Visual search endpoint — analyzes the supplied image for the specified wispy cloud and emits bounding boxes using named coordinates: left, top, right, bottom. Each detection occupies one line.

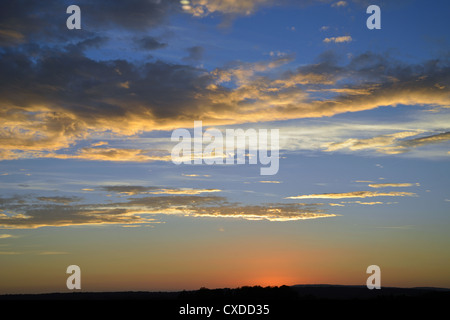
left=259, top=181, right=282, bottom=184
left=149, top=188, right=222, bottom=195
left=324, top=131, right=450, bottom=155
left=48, top=148, right=172, bottom=163
left=285, top=191, right=417, bottom=199
left=329, top=203, right=345, bottom=206
left=100, top=185, right=222, bottom=196
left=342, top=201, right=384, bottom=205
left=324, top=131, right=421, bottom=152
left=37, top=196, right=81, bottom=204
left=182, top=174, right=211, bottom=178
left=0, top=234, right=19, bottom=239
left=368, top=183, right=420, bottom=188
left=376, top=225, right=414, bottom=230
left=0, top=191, right=336, bottom=229
left=37, top=251, right=69, bottom=255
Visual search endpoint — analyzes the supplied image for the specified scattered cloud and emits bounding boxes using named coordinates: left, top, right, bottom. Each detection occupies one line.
left=368, top=183, right=420, bottom=188
left=397, top=132, right=450, bottom=150
left=91, top=141, right=109, bottom=147
left=188, top=203, right=337, bottom=221
left=100, top=186, right=159, bottom=196
left=100, top=185, right=221, bottom=196
left=182, top=174, right=211, bottom=178
left=324, top=132, right=420, bottom=153
left=342, top=201, right=384, bottom=205
left=37, top=196, right=81, bottom=204
left=46, top=148, right=172, bottom=163
left=331, top=1, right=348, bottom=7
left=149, top=188, right=222, bottom=195
left=259, top=181, right=282, bottom=184
left=135, top=36, right=168, bottom=51
left=189, top=0, right=275, bottom=17
left=285, top=191, right=417, bottom=199
left=323, top=36, right=352, bottom=43
left=0, top=234, right=19, bottom=239
left=324, top=131, right=450, bottom=155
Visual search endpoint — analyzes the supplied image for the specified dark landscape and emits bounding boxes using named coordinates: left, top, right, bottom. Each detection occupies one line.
left=1, top=284, right=448, bottom=300
left=2, top=285, right=447, bottom=318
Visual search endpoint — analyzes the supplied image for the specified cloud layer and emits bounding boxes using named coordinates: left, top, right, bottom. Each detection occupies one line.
left=0, top=187, right=336, bottom=229
left=1, top=46, right=448, bottom=161
left=0, top=0, right=449, bottom=164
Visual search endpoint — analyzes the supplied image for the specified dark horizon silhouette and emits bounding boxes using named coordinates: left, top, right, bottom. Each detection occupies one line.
left=1, top=284, right=449, bottom=301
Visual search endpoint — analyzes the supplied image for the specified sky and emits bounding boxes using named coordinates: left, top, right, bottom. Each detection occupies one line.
left=0, top=0, right=449, bottom=294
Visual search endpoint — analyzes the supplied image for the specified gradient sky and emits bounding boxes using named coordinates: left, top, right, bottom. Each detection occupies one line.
left=0, top=0, right=449, bottom=294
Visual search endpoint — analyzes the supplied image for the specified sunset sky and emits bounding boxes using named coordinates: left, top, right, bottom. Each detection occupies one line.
left=0, top=0, right=449, bottom=294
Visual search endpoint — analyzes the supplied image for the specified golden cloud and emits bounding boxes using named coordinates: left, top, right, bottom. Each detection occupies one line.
left=47, top=148, right=171, bottom=162
left=368, top=183, right=420, bottom=188
left=323, top=36, right=352, bottom=43
left=190, top=0, right=274, bottom=17
left=0, top=49, right=449, bottom=161
left=324, top=131, right=450, bottom=155
left=0, top=193, right=336, bottom=229
left=331, top=1, right=347, bottom=7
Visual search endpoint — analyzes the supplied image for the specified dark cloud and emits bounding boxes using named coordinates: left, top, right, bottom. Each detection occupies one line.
left=400, top=132, right=450, bottom=149
left=36, top=196, right=81, bottom=204
left=135, top=36, right=168, bottom=50
left=79, top=0, right=179, bottom=31
left=64, top=36, right=109, bottom=55
left=0, top=45, right=211, bottom=141
left=101, top=186, right=160, bottom=195
left=0, top=0, right=179, bottom=46
left=183, top=46, right=205, bottom=62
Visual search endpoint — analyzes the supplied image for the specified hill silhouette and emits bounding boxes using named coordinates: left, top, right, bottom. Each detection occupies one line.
left=1, top=285, right=447, bottom=318
left=1, top=284, right=448, bottom=301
